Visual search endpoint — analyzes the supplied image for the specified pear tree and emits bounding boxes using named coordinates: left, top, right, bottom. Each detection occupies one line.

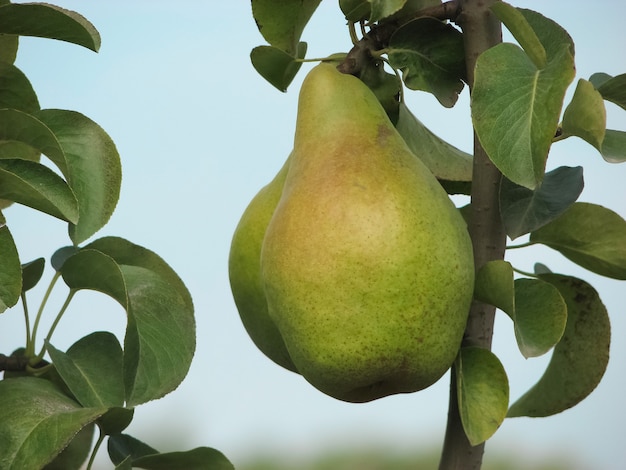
left=235, top=1, right=626, bottom=470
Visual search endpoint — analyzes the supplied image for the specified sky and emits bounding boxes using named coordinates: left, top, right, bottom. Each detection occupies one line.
left=1, top=1, right=625, bottom=469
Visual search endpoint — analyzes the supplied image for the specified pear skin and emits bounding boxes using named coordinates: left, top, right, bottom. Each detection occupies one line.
left=228, top=156, right=297, bottom=372
left=261, top=62, right=475, bottom=403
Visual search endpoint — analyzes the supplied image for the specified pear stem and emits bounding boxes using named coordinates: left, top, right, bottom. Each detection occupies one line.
left=438, top=2, right=504, bottom=470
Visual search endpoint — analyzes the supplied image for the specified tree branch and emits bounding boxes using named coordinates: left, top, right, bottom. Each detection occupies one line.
left=0, top=353, right=29, bottom=372
left=438, top=1, right=504, bottom=469
left=337, top=0, right=461, bottom=76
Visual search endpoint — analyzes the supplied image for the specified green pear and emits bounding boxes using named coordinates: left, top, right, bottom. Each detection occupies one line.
left=260, top=62, right=475, bottom=403
left=228, top=156, right=297, bottom=372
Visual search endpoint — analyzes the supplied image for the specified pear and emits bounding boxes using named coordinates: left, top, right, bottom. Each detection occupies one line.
left=228, top=156, right=297, bottom=372
left=260, top=62, right=475, bottom=403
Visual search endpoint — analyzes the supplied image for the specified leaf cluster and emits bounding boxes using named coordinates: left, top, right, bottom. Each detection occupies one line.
left=0, top=3, right=231, bottom=469
left=247, top=0, right=626, bottom=451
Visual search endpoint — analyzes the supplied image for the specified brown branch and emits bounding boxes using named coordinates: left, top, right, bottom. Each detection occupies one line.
left=438, top=1, right=504, bottom=469
left=0, top=353, right=29, bottom=372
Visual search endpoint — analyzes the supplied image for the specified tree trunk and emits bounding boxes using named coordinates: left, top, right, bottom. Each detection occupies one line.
left=438, top=1, right=504, bottom=469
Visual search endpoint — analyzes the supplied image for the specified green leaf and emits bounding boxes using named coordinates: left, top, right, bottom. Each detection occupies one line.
left=60, top=248, right=127, bottom=303
left=0, top=221, right=21, bottom=312
left=513, top=278, right=567, bottom=358
left=474, top=260, right=515, bottom=317
left=474, top=262, right=567, bottom=358
left=369, top=0, right=407, bottom=22
left=396, top=103, right=472, bottom=186
left=0, top=34, right=18, bottom=64
left=561, top=79, right=606, bottom=149
left=0, top=108, right=68, bottom=174
left=97, top=407, right=134, bottom=436
left=0, top=62, right=40, bottom=112
left=590, top=72, right=626, bottom=111
left=251, top=0, right=321, bottom=55
left=46, top=332, right=125, bottom=408
left=43, top=423, right=94, bottom=470
left=21, top=257, right=45, bottom=292
left=530, top=202, right=626, bottom=279
left=500, top=165, right=584, bottom=239
left=600, top=129, right=626, bottom=163
left=0, top=158, right=79, bottom=222
left=491, top=2, right=546, bottom=68
left=0, top=377, right=106, bottom=470
left=339, top=0, right=371, bottom=22
left=388, top=18, right=466, bottom=108
left=63, top=237, right=195, bottom=406
left=120, top=266, right=195, bottom=406
left=472, top=10, right=575, bottom=189
left=457, top=347, right=509, bottom=446
left=0, top=3, right=100, bottom=51
left=508, top=274, right=610, bottom=417
left=108, top=434, right=158, bottom=466
left=36, top=109, right=122, bottom=244
left=51, top=245, right=79, bottom=271
left=133, top=448, right=235, bottom=470
left=250, top=43, right=306, bottom=92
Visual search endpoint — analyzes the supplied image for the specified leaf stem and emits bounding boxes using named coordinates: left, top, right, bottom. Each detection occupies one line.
left=22, top=292, right=32, bottom=349
left=86, top=427, right=105, bottom=470
left=27, top=271, right=61, bottom=357
left=34, top=289, right=76, bottom=363
left=506, top=241, right=535, bottom=249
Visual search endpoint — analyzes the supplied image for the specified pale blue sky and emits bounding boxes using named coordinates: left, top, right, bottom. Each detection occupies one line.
left=1, top=1, right=625, bottom=469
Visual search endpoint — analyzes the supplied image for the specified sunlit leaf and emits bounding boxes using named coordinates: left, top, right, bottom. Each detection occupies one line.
left=474, top=260, right=515, bottom=317
left=0, top=108, right=68, bottom=173
left=133, top=448, right=235, bottom=470
left=530, top=202, right=626, bottom=279
left=0, top=3, right=100, bottom=51
left=43, top=423, right=94, bottom=470
left=508, top=274, right=610, bottom=417
left=561, top=79, right=606, bottom=150
left=251, top=0, right=321, bottom=55
left=457, top=347, right=509, bottom=446
left=600, top=129, right=626, bottom=163
left=513, top=278, right=567, bottom=358
left=36, top=109, right=122, bottom=244
left=21, top=257, right=45, bottom=292
left=0, top=377, right=106, bottom=469
left=500, top=165, right=584, bottom=239
left=46, top=332, right=125, bottom=408
left=396, top=103, right=472, bottom=187
left=491, top=2, right=546, bottom=68
left=388, top=18, right=466, bottom=107
left=0, top=62, right=39, bottom=112
left=0, top=159, right=79, bottom=222
left=250, top=43, right=306, bottom=92
left=589, top=72, right=626, bottom=111
left=472, top=10, right=575, bottom=189
left=0, top=221, right=21, bottom=312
